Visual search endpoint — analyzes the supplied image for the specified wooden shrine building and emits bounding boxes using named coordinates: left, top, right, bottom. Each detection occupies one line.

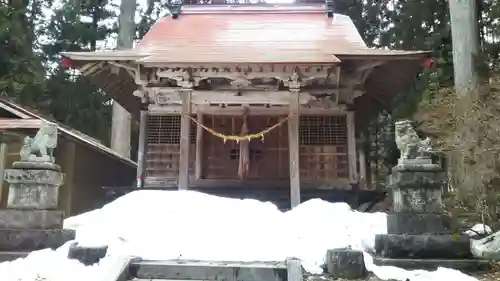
left=61, top=3, right=431, bottom=209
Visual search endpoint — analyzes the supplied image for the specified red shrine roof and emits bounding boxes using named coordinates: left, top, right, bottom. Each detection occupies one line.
left=61, top=4, right=432, bottom=124
left=63, top=4, right=427, bottom=64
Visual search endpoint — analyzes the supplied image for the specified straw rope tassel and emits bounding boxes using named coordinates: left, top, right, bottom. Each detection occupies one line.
left=238, top=115, right=250, bottom=179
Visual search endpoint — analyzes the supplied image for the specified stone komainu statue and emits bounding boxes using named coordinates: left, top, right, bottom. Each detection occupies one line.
left=20, top=122, right=58, bottom=163
left=394, top=120, right=432, bottom=160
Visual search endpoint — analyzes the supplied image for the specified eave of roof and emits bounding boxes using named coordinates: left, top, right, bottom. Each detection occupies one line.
left=0, top=99, right=136, bottom=168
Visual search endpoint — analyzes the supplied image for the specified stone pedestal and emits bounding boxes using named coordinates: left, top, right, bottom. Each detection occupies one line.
left=0, top=162, right=73, bottom=259
left=5, top=164, right=63, bottom=209
left=373, top=159, right=488, bottom=271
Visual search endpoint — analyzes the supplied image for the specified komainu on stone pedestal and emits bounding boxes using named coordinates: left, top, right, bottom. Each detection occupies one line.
left=4, top=122, right=64, bottom=210
left=0, top=122, right=73, bottom=259
left=372, top=120, right=487, bottom=271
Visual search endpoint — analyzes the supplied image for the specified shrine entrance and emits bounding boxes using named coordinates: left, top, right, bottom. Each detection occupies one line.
left=201, top=115, right=289, bottom=180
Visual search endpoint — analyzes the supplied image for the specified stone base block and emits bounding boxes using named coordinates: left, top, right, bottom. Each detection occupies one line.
left=374, top=234, right=472, bottom=259
left=130, top=260, right=287, bottom=281
left=386, top=213, right=459, bottom=234
left=325, top=249, right=366, bottom=279
left=68, top=242, right=108, bottom=266
left=0, top=210, right=64, bottom=229
left=5, top=166, right=63, bottom=209
left=0, top=251, right=29, bottom=262
left=392, top=187, right=442, bottom=213
left=7, top=184, right=60, bottom=209
left=372, top=257, right=490, bottom=272
left=0, top=229, right=75, bottom=251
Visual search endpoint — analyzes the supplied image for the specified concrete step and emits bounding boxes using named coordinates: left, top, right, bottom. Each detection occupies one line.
left=129, top=260, right=288, bottom=281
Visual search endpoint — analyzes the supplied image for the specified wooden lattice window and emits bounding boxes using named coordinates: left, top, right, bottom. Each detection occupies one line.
left=147, top=115, right=196, bottom=144
left=299, top=115, right=347, bottom=146
left=299, top=115, right=349, bottom=182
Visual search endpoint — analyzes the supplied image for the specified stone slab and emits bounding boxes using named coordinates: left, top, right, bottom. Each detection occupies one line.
left=5, top=168, right=63, bottom=185
left=68, top=242, right=108, bottom=266
left=372, top=257, right=490, bottom=272
left=392, top=162, right=441, bottom=172
left=392, top=187, right=442, bottom=213
left=325, top=249, right=366, bottom=279
left=0, top=210, right=64, bottom=229
left=7, top=184, right=60, bottom=209
left=12, top=161, right=61, bottom=172
left=374, top=234, right=473, bottom=259
left=130, top=260, right=287, bottom=281
left=0, top=229, right=75, bottom=251
left=386, top=213, right=459, bottom=234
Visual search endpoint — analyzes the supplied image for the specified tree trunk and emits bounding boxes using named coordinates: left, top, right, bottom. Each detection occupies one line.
left=111, top=0, right=136, bottom=158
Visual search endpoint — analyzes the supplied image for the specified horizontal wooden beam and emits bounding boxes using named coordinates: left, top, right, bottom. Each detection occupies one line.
left=152, top=89, right=315, bottom=105
left=0, top=119, right=44, bottom=129
left=148, top=104, right=347, bottom=115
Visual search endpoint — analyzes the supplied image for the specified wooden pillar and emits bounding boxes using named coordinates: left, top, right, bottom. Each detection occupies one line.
left=358, top=132, right=367, bottom=189
left=195, top=113, right=203, bottom=180
left=136, top=109, right=148, bottom=188
left=288, top=89, right=301, bottom=208
left=358, top=148, right=367, bottom=189
left=179, top=87, right=192, bottom=190
left=0, top=141, right=6, bottom=206
left=346, top=111, right=358, bottom=183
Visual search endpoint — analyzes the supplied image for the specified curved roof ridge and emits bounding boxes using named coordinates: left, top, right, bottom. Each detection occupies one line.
left=180, top=3, right=327, bottom=14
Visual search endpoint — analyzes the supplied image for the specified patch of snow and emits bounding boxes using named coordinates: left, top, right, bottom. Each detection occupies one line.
left=465, top=224, right=493, bottom=237
left=2, top=190, right=480, bottom=281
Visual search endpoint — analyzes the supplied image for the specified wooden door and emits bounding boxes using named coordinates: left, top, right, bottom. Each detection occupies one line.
left=202, top=115, right=289, bottom=180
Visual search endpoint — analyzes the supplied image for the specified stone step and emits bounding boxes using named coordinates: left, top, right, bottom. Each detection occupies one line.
left=0, top=210, right=64, bottom=229
left=0, top=251, right=29, bottom=262
left=386, top=213, right=459, bottom=235
left=372, top=257, right=490, bottom=272
left=129, top=260, right=288, bottom=281
left=0, top=229, right=75, bottom=252
left=374, top=234, right=473, bottom=259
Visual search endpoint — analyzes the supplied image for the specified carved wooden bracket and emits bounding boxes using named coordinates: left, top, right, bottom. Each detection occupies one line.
left=154, top=65, right=336, bottom=89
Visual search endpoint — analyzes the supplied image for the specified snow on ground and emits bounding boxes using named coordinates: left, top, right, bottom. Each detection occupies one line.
left=0, top=190, right=479, bottom=281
